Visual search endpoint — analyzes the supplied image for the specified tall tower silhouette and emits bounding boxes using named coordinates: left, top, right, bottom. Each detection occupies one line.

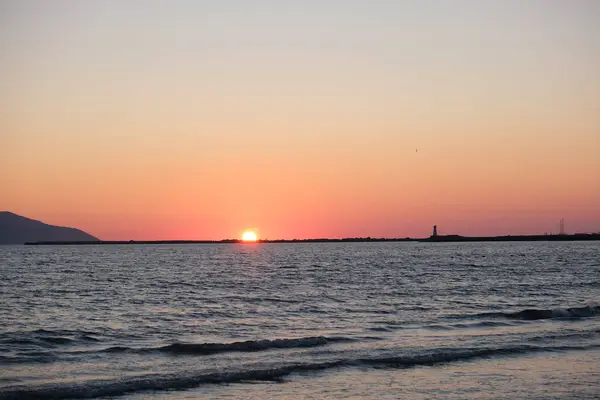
left=559, top=218, right=565, bottom=235
left=432, top=225, right=438, bottom=237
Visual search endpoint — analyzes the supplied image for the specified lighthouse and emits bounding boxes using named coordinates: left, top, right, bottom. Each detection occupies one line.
left=432, top=225, right=438, bottom=237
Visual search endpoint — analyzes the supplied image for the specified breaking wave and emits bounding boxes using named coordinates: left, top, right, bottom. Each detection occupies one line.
left=1, top=343, right=597, bottom=400
left=103, top=335, right=353, bottom=356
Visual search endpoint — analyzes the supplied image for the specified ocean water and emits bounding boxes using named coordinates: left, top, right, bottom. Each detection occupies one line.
left=0, top=242, right=599, bottom=399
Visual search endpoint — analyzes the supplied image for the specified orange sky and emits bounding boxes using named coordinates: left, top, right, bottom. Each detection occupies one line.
left=1, top=1, right=599, bottom=240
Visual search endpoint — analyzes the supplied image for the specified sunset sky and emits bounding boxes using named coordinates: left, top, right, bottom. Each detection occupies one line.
left=1, top=0, right=599, bottom=240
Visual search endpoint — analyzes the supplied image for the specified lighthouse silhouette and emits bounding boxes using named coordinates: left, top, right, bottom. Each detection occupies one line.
left=432, top=225, right=438, bottom=237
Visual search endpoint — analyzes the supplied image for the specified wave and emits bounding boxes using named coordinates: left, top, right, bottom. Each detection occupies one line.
left=38, top=337, right=73, bottom=345
left=425, top=321, right=515, bottom=330
left=220, top=295, right=301, bottom=304
left=0, top=352, right=57, bottom=365
left=2, top=335, right=355, bottom=364
left=0, top=329, right=101, bottom=349
left=507, top=305, right=600, bottom=320
left=462, top=305, right=600, bottom=321
left=528, top=328, right=600, bottom=343
left=368, top=326, right=395, bottom=332
left=2, top=343, right=597, bottom=400
left=102, top=335, right=353, bottom=356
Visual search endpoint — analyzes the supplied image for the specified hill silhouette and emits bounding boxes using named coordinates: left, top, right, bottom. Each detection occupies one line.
left=0, top=211, right=99, bottom=244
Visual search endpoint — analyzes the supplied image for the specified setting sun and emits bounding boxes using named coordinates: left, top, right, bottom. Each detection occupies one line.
left=241, top=230, right=258, bottom=242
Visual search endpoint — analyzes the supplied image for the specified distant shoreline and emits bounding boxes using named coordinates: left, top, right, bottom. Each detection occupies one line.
left=24, top=233, right=600, bottom=245
left=422, top=233, right=600, bottom=242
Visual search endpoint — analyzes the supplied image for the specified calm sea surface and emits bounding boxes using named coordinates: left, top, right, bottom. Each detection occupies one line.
left=1, top=242, right=599, bottom=399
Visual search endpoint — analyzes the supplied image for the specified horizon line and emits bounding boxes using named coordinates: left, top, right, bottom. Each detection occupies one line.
left=23, top=232, right=600, bottom=245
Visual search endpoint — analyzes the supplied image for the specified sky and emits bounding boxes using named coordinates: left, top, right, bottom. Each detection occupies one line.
left=1, top=0, right=599, bottom=240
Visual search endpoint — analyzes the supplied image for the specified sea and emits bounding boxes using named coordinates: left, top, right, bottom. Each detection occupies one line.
left=0, top=242, right=599, bottom=399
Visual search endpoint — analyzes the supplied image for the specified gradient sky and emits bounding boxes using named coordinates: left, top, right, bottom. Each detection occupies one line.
left=1, top=0, right=599, bottom=240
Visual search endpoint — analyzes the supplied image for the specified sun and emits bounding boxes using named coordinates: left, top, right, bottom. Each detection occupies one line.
left=241, top=230, right=258, bottom=242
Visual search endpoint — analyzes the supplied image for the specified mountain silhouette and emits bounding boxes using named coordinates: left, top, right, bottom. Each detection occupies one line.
left=0, top=211, right=99, bottom=244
